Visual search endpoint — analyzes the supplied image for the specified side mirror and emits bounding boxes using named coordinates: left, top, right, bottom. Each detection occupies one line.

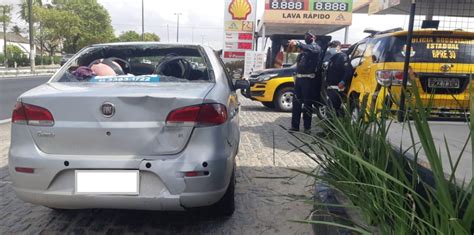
left=234, top=79, right=250, bottom=90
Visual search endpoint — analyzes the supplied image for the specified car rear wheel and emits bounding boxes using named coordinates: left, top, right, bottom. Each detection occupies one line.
left=261, top=102, right=275, bottom=109
left=274, top=87, right=294, bottom=112
left=207, top=166, right=235, bottom=217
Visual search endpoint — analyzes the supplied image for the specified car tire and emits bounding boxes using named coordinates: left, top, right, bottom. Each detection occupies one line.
left=207, top=166, right=235, bottom=217
left=261, top=102, right=275, bottom=109
left=274, top=86, right=294, bottom=112
left=350, top=94, right=361, bottom=123
left=316, top=104, right=328, bottom=120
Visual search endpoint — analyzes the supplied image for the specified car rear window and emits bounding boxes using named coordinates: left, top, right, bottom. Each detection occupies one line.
left=54, top=45, right=213, bottom=83
left=387, top=35, right=474, bottom=63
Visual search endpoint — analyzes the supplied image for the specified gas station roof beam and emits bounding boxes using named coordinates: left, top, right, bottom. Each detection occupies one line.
left=354, top=0, right=474, bottom=17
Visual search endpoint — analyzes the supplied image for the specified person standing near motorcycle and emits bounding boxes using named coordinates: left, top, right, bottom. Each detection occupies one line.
left=289, top=31, right=322, bottom=134
left=324, top=40, right=353, bottom=116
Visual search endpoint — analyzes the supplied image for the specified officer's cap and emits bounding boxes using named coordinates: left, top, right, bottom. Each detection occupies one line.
left=329, top=40, right=342, bottom=47
left=305, top=30, right=316, bottom=37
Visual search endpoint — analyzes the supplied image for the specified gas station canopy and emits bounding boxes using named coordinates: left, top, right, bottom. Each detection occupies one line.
left=354, top=0, right=474, bottom=17
left=257, top=0, right=354, bottom=39
left=257, top=22, right=347, bottom=37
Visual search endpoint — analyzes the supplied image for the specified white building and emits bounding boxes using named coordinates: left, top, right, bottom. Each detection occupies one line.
left=0, top=32, right=31, bottom=55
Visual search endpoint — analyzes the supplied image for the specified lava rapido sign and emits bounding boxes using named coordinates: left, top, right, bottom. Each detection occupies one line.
left=263, top=0, right=353, bottom=25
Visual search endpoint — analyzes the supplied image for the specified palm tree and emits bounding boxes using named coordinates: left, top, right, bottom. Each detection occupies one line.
left=0, top=5, right=12, bottom=67
left=19, top=0, right=45, bottom=64
left=18, top=0, right=42, bottom=23
left=11, top=25, right=22, bottom=35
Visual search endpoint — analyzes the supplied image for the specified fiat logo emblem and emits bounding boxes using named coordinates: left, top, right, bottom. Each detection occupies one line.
left=101, top=102, right=115, bottom=118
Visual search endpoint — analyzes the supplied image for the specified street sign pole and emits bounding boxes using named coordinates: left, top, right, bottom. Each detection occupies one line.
left=141, top=0, right=144, bottom=41
left=398, top=0, right=417, bottom=122
left=174, top=13, right=182, bottom=43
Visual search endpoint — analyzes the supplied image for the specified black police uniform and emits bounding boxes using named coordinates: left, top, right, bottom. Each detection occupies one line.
left=325, top=52, right=352, bottom=114
left=291, top=41, right=322, bottom=131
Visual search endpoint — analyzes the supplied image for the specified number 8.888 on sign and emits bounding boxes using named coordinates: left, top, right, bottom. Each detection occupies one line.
left=268, top=0, right=307, bottom=10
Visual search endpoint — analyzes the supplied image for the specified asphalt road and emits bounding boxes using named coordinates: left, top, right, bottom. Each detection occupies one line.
left=0, top=76, right=51, bottom=121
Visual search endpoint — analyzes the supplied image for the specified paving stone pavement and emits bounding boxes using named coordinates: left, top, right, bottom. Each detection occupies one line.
left=0, top=96, right=319, bottom=234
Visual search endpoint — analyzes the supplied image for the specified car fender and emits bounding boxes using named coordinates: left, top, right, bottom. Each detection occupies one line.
left=267, top=77, right=294, bottom=100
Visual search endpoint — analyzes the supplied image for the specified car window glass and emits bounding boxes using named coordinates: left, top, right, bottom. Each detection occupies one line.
left=352, top=43, right=367, bottom=58
left=54, top=45, right=212, bottom=83
left=364, top=40, right=375, bottom=57
left=371, top=39, right=384, bottom=62
left=387, top=35, right=474, bottom=63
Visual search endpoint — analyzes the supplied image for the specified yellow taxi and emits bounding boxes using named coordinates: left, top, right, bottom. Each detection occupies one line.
left=347, top=29, right=474, bottom=118
left=243, top=65, right=296, bottom=112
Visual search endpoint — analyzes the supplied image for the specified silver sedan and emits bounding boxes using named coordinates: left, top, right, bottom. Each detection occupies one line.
left=8, top=43, right=249, bottom=216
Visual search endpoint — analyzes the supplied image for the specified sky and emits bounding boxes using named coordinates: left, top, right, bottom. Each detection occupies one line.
left=3, top=0, right=410, bottom=50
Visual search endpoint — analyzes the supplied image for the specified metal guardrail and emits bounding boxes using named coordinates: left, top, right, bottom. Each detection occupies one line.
left=0, top=68, right=59, bottom=77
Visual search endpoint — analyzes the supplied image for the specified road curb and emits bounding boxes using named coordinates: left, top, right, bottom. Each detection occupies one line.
left=0, top=73, right=55, bottom=79
left=0, top=119, right=11, bottom=124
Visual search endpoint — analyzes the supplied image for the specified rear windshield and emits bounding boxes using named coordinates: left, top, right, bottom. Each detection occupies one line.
left=53, top=45, right=212, bottom=83
left=387, top=35, right=474, bottom=63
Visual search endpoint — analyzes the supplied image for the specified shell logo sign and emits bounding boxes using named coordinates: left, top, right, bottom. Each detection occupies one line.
left=223, top=0, right=256, bottom=63
left=229, top=0, right=252, bottom=20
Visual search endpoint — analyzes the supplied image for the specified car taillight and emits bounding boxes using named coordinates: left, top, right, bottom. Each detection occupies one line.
left=12, top=102, right=54, bottom=126
left=166, top=103, right=228, bottom=126
left=376, top=70, right=410, bottom=87
left=376, top=70, right=393, bottom=87
left=12, top=102, right=27, bottom=124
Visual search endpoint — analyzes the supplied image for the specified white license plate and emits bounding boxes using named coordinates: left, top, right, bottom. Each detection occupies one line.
left=75, top=170, right=139, bottom=195
left=428, top=78, right=460, bottom=89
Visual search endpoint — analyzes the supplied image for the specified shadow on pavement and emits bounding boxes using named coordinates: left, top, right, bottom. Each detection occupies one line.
left=0, top=165, right=315, bottom=234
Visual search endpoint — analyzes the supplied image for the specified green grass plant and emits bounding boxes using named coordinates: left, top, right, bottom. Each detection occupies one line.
left=293, top=78, right=474, bottom=234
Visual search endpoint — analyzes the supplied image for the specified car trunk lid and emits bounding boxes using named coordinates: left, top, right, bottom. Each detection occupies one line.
left=19, top=82, right=214, bottom=156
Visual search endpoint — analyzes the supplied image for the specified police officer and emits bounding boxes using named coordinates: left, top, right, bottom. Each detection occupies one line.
left=324, top=41, right=352, bottom=116
left=289, top=31, right=322, bottom=134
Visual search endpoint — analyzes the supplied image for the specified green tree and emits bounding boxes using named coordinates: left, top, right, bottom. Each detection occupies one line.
left=117, top=31, right=141, bottom=42
left=36, top=7, right=81, bottom=56
left=19, top=0, right=115, bottom=54
left=59, top=0, right=115, bottom=53
left=144, top=32, right=160, bottom=42
left=117, top=31, right=161, bottom=42
left=18, top=0, right=43, bottom=23
left=19, top=0, right=55, bottom=62
left=6, top=44, right=29, bottom=67
left=0, top=5, right=12, bottom=67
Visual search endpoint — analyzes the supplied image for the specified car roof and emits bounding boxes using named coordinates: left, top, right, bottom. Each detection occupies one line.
left=90, top=41, right=210, bottom=49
